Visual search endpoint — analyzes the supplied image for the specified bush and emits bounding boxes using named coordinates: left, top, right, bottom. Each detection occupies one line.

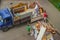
left=49, top=0, right=60, bottom=11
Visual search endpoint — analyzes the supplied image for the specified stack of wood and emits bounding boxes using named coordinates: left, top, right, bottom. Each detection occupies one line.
left=35, top=21, right=56, bottom=40
left=11, top=2, right=28, bottom=13
left=14, top=16, right=20, bottom=22
left=46, top=23, right=56, bottom=34
left=13, top=16, right=20, bottom=25
left=29, top=2, right=36, bottom=8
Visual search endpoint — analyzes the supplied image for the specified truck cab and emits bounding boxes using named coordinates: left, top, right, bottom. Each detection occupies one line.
left=0, top=8, right=13, bottom=32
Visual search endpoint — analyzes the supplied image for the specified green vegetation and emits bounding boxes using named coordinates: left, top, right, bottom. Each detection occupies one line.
left=49, top=0, right=60, bottom=11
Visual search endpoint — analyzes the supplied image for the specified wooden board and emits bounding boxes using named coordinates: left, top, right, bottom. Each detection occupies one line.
left=37, top=25, right=46, bottom=40
left=14, top=16, right=20, bottom=22
left=31, top=16, right=43, bottom=22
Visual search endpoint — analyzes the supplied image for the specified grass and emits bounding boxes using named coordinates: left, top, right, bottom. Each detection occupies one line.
left=49, top=0, right=60, bottom=11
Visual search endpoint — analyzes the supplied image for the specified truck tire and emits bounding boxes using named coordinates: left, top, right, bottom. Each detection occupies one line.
left=2, top=26, right=9, bottom=32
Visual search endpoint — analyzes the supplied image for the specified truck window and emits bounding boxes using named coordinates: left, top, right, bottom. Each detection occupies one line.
left=0, top=16, right=3, bottom=22
left=4, top=18, right=10, bottom=23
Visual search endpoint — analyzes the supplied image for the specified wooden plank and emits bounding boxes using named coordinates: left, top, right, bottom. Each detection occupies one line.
left=37, top=25, right=46, bottom=40
left=31, top=16, right=43, bottom=22
left=14, top=16, right=20, bottom=22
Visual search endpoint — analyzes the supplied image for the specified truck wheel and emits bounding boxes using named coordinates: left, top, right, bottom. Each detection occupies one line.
left=2, top=27, right=9, bottom=32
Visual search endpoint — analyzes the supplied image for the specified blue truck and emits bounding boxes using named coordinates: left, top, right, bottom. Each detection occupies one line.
left=0, top=8, right=13, bottom=32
